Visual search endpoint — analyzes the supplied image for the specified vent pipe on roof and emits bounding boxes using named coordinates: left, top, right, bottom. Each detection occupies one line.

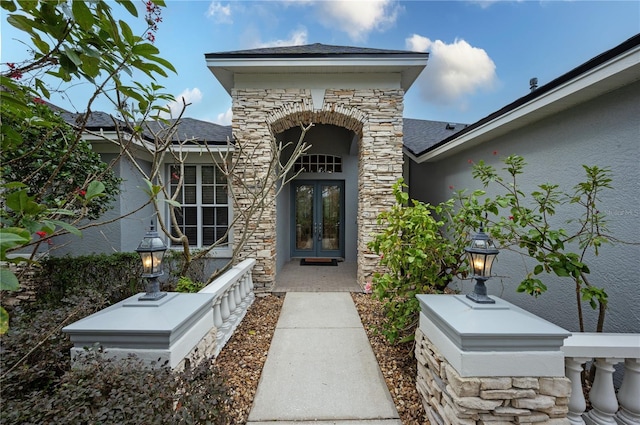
left=529, top=77, right=538, bottom=92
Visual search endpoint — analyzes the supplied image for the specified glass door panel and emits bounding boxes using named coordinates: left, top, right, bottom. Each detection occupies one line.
left=295, top=184, right=314, bottom=251
left=291, top=181, right=344, bottom=258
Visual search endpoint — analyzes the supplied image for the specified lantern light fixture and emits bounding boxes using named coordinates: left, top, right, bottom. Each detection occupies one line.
left=136, top=223, right=168, bottom=301
left=464, top=226, right=499, bottom=304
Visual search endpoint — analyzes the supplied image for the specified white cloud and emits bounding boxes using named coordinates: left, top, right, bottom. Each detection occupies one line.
left=162, top=88, right=204, bottom=119
left=206, top=2, right=233, bottom=24
left=316, top=0, right=402, bottom=42
left=216, top=107, right=233, bottom=126
left=255, top=27, right=308, bottom=48
left=406, top=34, right=497, bottom=107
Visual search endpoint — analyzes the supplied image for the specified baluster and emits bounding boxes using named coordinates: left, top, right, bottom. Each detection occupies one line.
left=238, top=274, right=249, bottom=309
left=228, top=286, right=237, bottom=313
left=566, top=357, right=589, bottom=425
left=616, top=358, right=640, bottom=425
left=233, top=280, right=242, bottom=308
left=240, top=274, right=248, bottom=299
left=220, top=291, right=230, bottom=322
left=584, top=358, right=620, bottom=425
left=212, top=297, right=223, bottom=328
left=248, top=270, right=254, bottom=292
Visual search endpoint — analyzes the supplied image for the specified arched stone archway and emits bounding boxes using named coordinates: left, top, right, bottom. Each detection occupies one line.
left=232, top=87, right=404, bottom=290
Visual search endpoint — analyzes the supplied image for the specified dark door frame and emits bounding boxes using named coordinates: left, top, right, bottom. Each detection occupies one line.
left=290, top=180, right=345, bottom=259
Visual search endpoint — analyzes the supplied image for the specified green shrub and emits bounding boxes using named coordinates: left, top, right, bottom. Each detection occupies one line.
left=1, top=252, right=229, bottom=423
left=1, top=348, right=229, bottom=424
left=0, top=288, right=109, bottom=398
left=35, top=252, right=144, bottom=304
left=175, top=276, right=205, bottom=293
left=368, top=179, right=472, bottom=344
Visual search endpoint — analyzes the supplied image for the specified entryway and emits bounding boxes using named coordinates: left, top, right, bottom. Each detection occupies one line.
left=273, top=261, right=360, bottom=293
left=291, top=180, right=345, bottom=259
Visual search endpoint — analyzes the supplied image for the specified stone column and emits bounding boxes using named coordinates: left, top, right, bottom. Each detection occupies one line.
left=415, top=294, right=572, bottom=424
left=350, top=89, right=405, bottom=287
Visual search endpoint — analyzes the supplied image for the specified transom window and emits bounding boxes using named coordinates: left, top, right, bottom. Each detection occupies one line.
left=293, top=154, right=342, bottom=173
left=169, top=165, right=228, bottom=247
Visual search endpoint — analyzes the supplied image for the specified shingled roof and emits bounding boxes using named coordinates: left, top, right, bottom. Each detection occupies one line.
left=59, top=110, right=232, bottom=145
left=402, top=118, right=467, bottom=156
left=205, top=43, right=427, bottom=58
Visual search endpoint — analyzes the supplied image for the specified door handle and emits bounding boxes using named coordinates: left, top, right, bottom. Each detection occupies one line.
left=317, top=222, right=322, bottom=241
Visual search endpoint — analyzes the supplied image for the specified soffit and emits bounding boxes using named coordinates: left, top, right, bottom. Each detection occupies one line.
left=206, top=57, right=428, bottom=94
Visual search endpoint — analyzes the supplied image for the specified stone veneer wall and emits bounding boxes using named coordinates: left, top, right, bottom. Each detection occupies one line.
left=415, top=328, right=572, bottom=425
left=232, top=87, right=404, bottom=290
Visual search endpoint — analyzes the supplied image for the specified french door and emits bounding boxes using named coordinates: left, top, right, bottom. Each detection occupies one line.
left=291, top=181, right=345, bottom=258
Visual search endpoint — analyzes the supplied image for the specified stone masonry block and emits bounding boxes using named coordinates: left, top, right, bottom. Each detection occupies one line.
left=447, top=385, right=504, bottom=411
left=515, top=411, right=550, bottom=423
left=480, top=414, right=516, bottom=423
left=481, top=377, right=513, bottom=390
left=480, top=389, right=537, bottom=400
left=539, top=377, right=571, bottom=397
left=539, top=404, right=569, bottom=418
left=513, top=377, right=540, bottom=390
left=444, top=403, right=477, bottom=424
left=512, top=395, right=556, bottom=410
left=446, top=364, right=481, bottom=397
left=494, top=406, right=532, bottom=416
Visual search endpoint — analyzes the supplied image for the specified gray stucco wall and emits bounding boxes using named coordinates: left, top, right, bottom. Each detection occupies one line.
left=409, top=82, right=640, bottom=333
left=53, top=155, right=156, bottom=256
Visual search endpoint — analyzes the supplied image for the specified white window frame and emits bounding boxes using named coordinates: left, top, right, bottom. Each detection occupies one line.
left=166, top=162, right=232, bottom=257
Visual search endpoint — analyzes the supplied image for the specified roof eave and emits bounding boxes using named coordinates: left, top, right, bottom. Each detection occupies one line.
left=206, top=56, right=428, bottom=94
left=413, top=37, right=640, bottom=163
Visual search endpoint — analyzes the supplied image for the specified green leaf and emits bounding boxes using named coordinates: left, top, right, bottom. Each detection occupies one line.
left=131, top=42, right=159, bottom=56
left=71, top=0, right=94, bottom=31
left=0, top=307, right=8, bottom=335
left=1, top=1, right=17, bottom=12
left=48, top=220, right=82, bottom=237
left=32, top=35, right=50, bottom=54
left=115, top=0, right=138, bottom=17
left=0, top=268, right=20, bottom=291
left=85, top=180, right=106, bottom=200
left=164, top=199, right=181, bottom=207
left=119, top=20, right=135, bottom=44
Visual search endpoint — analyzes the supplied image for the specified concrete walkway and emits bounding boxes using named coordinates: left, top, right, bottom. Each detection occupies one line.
left=247, top=292, right=402, bottom=424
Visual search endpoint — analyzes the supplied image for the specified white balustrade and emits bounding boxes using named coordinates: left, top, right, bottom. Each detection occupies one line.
left=199, top=258, right=256, bottom=356
left=562, top=333, right=640, bottom=425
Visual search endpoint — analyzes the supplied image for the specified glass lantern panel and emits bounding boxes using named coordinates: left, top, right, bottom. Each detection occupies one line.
left=151, top=251, right=165, bottom=274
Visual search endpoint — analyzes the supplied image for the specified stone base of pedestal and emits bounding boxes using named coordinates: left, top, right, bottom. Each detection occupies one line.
left=63, top=292, right=215, bottom=369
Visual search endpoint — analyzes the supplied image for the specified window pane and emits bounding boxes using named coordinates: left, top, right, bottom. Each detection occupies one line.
left=184, top=186, right=197, bottom=204
left=202, top=207, right=215, bottom=225
left=184, top=226, right=197, bottom=244
left=216, top=185, right=228, bottom=204
left=216, top=207, right=228, bottom=225
left=203, top=227, right=215, bottom=245
left=183, top=207, right=197, bottom=225
left=183, top=166, right=196, bottom=184
left=202, top=166, right=215, bottom=184
left=202, top=187, right=215, bottom=204
left=215, top=167, right=226, bottom=183
left=216, top=227, right=228, bottom=244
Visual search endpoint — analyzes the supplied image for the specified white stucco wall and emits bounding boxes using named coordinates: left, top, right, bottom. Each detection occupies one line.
left=409, top=81, right=640, bottom=333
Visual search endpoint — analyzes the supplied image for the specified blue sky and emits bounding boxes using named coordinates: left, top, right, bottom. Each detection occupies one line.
left=2, top=1, right=639, bottom=126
